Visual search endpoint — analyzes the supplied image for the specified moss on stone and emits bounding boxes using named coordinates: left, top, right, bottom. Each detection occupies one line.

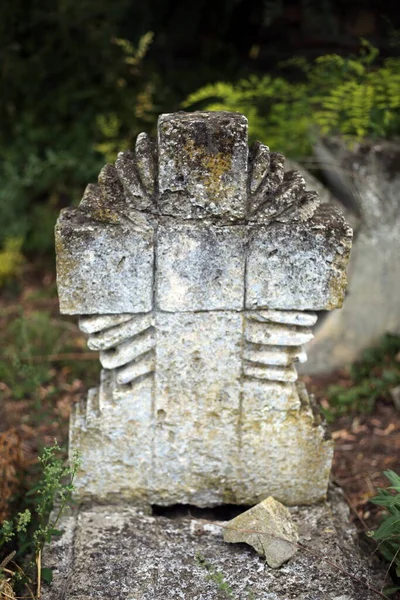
left=182, top=137, right=233, bottom=203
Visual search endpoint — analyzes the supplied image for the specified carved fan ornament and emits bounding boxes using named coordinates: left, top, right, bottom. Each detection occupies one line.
left=79, top=132, right=320, bottom=227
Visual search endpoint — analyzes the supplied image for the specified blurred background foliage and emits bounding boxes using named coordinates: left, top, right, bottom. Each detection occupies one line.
left=184, top=41, right=400, bottom=156
left=0, top=0, right=400, bottom=281
left=1, top=3, right=400, bottom=586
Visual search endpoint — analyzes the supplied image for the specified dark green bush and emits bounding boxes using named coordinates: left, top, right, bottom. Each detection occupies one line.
left=0, top=1, right=156, bottom=260
left=184, top=41, right=400, bottom=157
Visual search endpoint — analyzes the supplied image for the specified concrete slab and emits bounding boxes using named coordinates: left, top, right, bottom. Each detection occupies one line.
left=42, top=489, right=384, bottom=600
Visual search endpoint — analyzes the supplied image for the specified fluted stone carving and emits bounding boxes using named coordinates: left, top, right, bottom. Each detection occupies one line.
left=55, top=111, right=352, bottom=506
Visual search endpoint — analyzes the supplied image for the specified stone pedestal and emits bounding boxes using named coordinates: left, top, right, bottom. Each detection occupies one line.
left=42, top=490, right=383, bottom=600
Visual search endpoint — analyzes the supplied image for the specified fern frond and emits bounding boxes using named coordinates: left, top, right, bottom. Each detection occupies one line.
left=183, top=43, right=400, bottom=157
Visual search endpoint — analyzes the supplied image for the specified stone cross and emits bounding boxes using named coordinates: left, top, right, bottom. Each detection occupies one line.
left=55, top=111, right=352, bottom=506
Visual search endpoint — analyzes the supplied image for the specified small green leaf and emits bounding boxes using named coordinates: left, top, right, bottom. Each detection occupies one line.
left=41, top=567, right=53, bottom=584
left=370, top=495, right=400, bottom=508
left=50, top=529, right=64, bottom=537
left=17, top=541, right=32, bottom=555
left=372, top=515, right=400, bottom=540
left=383, top=586, right=400, bottom=596
left=384, top=470, right=400, bottom=492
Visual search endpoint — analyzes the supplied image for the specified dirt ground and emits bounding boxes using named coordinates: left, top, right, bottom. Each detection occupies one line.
left=305, top=373, right=400, bottom=531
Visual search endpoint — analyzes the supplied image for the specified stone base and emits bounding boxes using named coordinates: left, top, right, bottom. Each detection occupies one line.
left=70, top=366, right=333, bottom=506
left=42, top=489, right=384, bottom=600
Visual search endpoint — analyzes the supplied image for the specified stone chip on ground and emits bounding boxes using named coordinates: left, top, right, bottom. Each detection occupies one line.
left=223, top=496, right=298, bottom=568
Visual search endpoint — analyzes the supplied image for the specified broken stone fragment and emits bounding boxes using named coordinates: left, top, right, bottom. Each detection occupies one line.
left=223, top=496, right=298, bottom=568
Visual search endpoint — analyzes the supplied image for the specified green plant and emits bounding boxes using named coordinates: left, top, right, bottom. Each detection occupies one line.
left=185, top=74, right=313, bottom=157
left=196, top=553, right=235, bottom=599
left=0, top=442, right=82, bottom=598
left=0, top=0, right=156, bottom=260
left=369, top=470, right=400, bottom=596
left=195, top=553, right=258, bottom=599
left=322, top=334, right=400, bottom=423
left=184, top=40, right=400, bottom=157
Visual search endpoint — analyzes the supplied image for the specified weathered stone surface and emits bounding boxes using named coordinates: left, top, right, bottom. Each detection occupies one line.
left=158, top=111, right=248, bottom=220
left=70, top=348, right=332, bottom=506
left=249, top=148, right=285, bottom=213
left=55, top=111, right=352, bottom=505
left=71, top=308, right=333, bottom=507
left=85, top=313, right=153, bottom=351
left=250, top=170, right=307, bottom=221
left=285, top=158, right=360, bottom=231
left=114, top=132, right=157, bottom=212
left=246, top=205, right=352, bottom=311
left=244, top=363, right=299, bottom=382
left=249, top=310, right=318, bottom=327
left=223, top=496, right=298, bottom=567
left=242, top=311, right=314, bottom=384
left=70, top=370, right=155, bottom=500
left=42, top=490, right=384, bottom=600
left=40, top=511, right=76, bottom=600
left=243, top=346, right=307, bottom=367
left=249, top=141, right=271, bottom=193
left=244, top=317, right=314, bottom=346
left=55, top=209, right=154, bottom=315
left=100, top=327, right=154, bottom=369
left=301, top=139, right=400, bottom=372
left=249, top=149, right=324, bottom=225
left=239, top=382, right=333, bottom=505
left=156, top=223, right=246, bottom=311
left=79, top=314, right=133, bottom=334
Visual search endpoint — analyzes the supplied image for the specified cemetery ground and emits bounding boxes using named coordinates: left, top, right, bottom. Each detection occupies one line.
left=1, top=262, right=400, bottom=596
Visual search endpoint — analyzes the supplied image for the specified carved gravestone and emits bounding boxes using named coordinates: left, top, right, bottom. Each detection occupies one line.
left=55, top=111, right=352, bottom=506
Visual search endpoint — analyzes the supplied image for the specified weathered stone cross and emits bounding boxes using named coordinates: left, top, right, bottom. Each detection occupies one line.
left=56, top=111, right=352, bottom=506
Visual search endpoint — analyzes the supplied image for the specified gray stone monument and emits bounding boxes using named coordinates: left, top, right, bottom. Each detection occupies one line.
left=301, top=138, right=400, bottom=373
left=55, top=111, right=352, bottom=507
left=47, top=112, right=387, bottom=600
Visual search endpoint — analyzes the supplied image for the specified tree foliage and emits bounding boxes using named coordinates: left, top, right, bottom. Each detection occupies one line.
left=0, top=0, right=155, bottom=254
left=1, top=0, right=400, bottom=269
left=184, top=41, right=400, bottom=157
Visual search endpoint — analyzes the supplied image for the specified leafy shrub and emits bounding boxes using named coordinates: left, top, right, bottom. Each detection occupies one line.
left=369, top=470, right=400, bottom=595
left=0, top=442, right=81, bottom=598
left=184, top=40, right=400, bottom=157
left=0, top=1, right=156, bottom=260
